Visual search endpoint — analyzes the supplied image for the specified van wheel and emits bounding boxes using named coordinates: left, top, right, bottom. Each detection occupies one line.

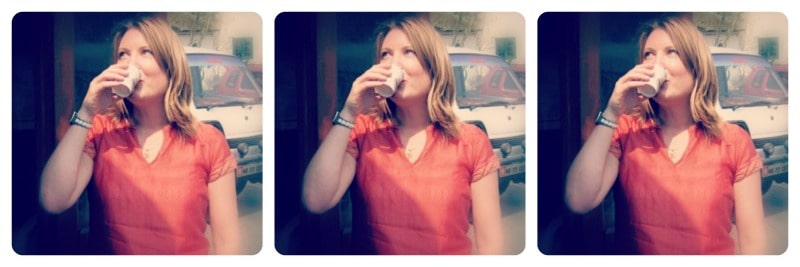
left=761, top=178, right=773, bottom=195
left=499, top=178, right=510, bottom=195
left=236, top=178, right=248, bottom=195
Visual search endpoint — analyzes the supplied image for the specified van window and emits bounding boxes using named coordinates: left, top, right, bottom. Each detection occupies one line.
left=189, top=54, right=262, bottom=109
left=714, top=54, right=787, bottom=109
left=451, top=54, right=525, bottom=109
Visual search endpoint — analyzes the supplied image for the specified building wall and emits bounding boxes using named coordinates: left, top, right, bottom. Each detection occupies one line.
left=741, top=12, right=788, bottom=65
left=437, top=12, right=525, bottom=65
left=216, top=12, right=263, bottom=65
left=701, top=12, right=788, bottom=65
left=173, top=12, right=263, bottom=65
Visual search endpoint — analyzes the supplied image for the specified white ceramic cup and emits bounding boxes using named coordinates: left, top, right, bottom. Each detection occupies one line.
left=374, top=64, right=404, bottom=98
left=112, top=65, right=141, bottom=98
left=637, top=65, right=666, bottom=98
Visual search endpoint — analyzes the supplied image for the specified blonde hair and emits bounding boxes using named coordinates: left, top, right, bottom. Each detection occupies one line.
left=108, top=15, right=197, bottom=139
left=634, top=15, right=722, bottom=139
left=371, top=15, right=460, bottom=139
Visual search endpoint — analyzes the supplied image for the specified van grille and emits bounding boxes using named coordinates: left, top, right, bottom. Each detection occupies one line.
left=753, top=135, right=788, bottom=149
left=490, top=135, right=525, bottom=149
left=227, top=135, right=262, bottom=149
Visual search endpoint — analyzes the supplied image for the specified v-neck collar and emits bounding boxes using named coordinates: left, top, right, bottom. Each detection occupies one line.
left=130, top=123, right=173, bottom=165
left=391, top=124, right=434, bottom=165
left=654, top=124, right=698, bottom=166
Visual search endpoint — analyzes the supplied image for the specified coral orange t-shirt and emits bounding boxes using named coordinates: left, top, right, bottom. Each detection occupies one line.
left=610, top=114, right=763, bottom=254
left=346, top=115, right=500, bottom=255
left=83, top=115, right=236, bottom=255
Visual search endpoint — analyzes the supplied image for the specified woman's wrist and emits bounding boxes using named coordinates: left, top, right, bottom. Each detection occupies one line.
left=339, top=108, right=357, bottom=122
left=76, top=106, right=95, bottom=122
left=602, top=106, right=620, bottom=122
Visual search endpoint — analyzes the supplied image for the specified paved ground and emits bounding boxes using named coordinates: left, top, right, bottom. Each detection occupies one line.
left=731, top=182, right=788, bottom=255
left=469, top=182, right=526, bottom=254
left=205, top=182, right=263, bottom=254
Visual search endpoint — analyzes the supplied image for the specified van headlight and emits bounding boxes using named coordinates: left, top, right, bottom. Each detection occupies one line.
left=237, top=142, right=249, bottom=157
left=785, top=139, right=789, bottom=153
left=500, top=143, right=512, bottom=158
left=763, top=143, right=774, bottom=158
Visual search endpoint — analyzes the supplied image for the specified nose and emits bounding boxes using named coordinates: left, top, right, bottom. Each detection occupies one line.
left=128, top=56, right=139, bottom=67
left=390, top=56, right=403, bottom=68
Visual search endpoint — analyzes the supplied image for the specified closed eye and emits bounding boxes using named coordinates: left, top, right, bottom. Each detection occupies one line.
left=667, top=49, right=679, bottom=55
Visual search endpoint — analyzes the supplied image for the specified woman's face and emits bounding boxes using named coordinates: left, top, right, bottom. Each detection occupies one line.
left=379, top=28, right=432, bottom=104
left=642, top=28, right=694, bottom=104
left=117, top=28, right=169, bottom=104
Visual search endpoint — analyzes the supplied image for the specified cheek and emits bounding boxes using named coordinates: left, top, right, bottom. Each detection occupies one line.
left=417, top=72, right=432, bottom=90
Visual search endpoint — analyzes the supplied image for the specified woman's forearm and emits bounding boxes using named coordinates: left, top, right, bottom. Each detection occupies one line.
left=39, top=118, right=93, bottom=213
left=564, top=117, right=618, bottom=213
left=302, top=123, right=355, bottom=213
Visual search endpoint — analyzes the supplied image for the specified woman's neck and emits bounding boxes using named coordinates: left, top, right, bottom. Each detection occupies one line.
left=395, top=101, right=431, bottom=130
left=658, top=101, right=694, bottom=130
left=133, top=102, right=169, bottom=130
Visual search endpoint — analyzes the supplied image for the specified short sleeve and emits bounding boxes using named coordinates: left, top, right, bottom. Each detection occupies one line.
left=203, top=124, right=237, bottom=183
left=82, top=114, right=106, bottom=159
left=345, top=115, right=365, bottom=159
left=727, top=124, right=763, bottom=183
left=609, top=114, right=634, bottom=159
left=464, top=124, right=501, bottom=183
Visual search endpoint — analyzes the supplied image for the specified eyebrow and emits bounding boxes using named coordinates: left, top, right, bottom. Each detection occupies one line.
left=643, top=45, right=676, bottom=52
left=381, top=45, right=413, bottom=51
left=117, top=45, right=151, bottom=53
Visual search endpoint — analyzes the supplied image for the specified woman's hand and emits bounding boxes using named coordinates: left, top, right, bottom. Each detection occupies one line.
left=79, top=62, right=130, bottom=117
left=604, top=63, right=655, bottom=120
left=341, top=62, right=392, bottom=119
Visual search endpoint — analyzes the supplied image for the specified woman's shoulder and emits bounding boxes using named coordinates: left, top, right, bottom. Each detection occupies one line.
left=90, top=113, right=130, bottom=132
left=614, top=114, right=660, bottom=136
left=458, top=122, right=486, bottom=136
left=456, top=122, right=490, bottom=143
left=719, top=122, right=752, bottom=143
left=617, top=113, right=649, bottom=129
left=354, top=113, right=392, bottom=132
left=195, top=122, right=227, bottom=140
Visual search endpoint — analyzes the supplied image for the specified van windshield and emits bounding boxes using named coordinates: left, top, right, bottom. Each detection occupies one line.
left=714, top=54, right=787, bottom=109
left=450, top=53, right=525, bottom=109
left=188, top=53, right=263, bottom=109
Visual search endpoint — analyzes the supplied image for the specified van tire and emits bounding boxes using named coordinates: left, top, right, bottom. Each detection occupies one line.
left=761, top=178, right=773, bottom=195
left=236, top=178, right=248, bottom=195
left=499, top=178, right=510, bottom=195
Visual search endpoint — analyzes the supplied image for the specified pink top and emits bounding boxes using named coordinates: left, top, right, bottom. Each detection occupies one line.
left=83, top=114, right=236, bottom=255
left=610, top=114, right=763, bottom=254
left=346, top=115, right=500, bottom=254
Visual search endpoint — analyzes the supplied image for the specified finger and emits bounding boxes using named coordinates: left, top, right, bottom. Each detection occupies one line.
left=631, top=66, right=655, bottom=78
left=96, top=70, right=126, bottom=83
left=364, top=69, right=391, bottom=81
left=369, top=65, right=392, bottom=76
left=105, top=64, right=129, bottom=76
left=94, top=80, right=123, bottom=91
left=357, top=81, right=390, bottom=93
left=623, top=72, right=652, bottom=84
left=625, top=81, right=649, bottom=90
left=375, top=61, right=392, bottom=69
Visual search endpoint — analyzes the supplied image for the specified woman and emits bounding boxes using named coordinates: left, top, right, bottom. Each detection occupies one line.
left=565, top=15, right=766, bottom=254
left=302, top=16, right=503, bottom=255
left=39, top=15, right=240, bottom=255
